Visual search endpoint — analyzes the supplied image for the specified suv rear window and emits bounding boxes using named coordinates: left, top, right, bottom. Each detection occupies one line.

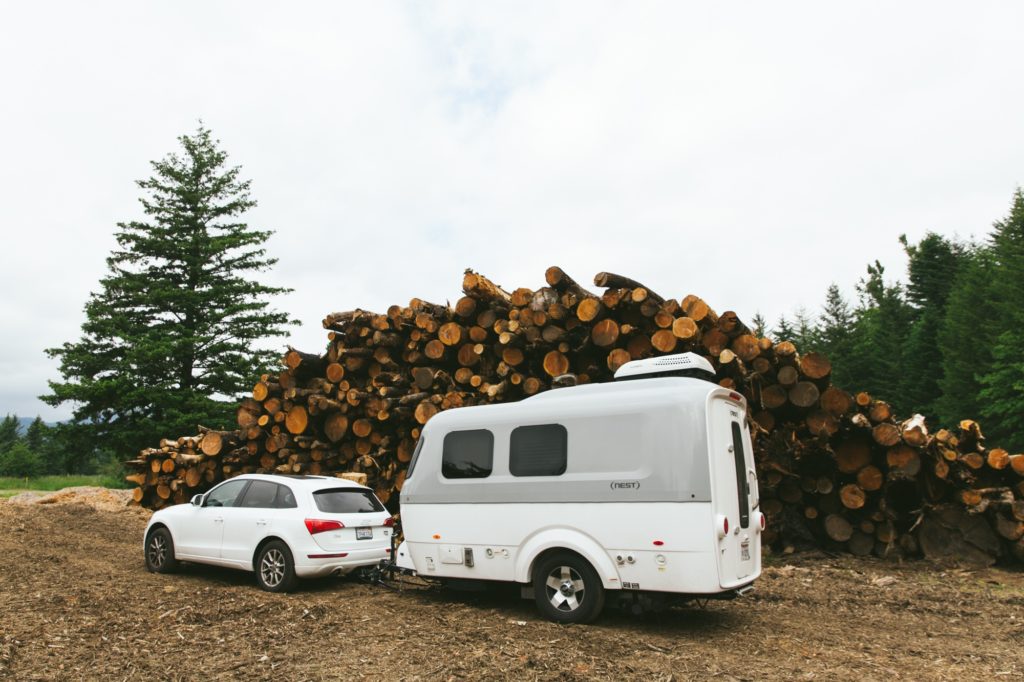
left=313, top=488, right=385, bottom=514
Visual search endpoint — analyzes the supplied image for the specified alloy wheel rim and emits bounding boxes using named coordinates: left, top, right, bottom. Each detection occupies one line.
left=545, top=565, right=585, bottom=611
left=261, top=549, right=286, bottom=587
left=148, top=535, right=166, bottom=568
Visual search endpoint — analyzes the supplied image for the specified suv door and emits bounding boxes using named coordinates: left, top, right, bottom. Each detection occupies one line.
left=222, top=481, right=296, bottom=566
left=179, top=479, right=250, bottom=560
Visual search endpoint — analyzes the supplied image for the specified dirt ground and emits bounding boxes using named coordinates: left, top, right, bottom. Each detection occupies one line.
left=0, top=497, right=1022, bottom=681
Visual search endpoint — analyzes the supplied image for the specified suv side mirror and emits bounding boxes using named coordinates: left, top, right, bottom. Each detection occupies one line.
left=191, top=494, right=204, bottom=507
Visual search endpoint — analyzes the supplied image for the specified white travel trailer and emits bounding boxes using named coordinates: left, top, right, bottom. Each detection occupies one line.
left=394, top=352, right=762, bottom=623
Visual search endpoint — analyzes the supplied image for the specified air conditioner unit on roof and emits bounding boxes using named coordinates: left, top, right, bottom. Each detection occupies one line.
left=613, top=352, right=716, bottom=381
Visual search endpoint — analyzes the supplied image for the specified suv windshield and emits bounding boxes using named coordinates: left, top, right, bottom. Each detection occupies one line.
left=313, top=488, right=385, bottom=514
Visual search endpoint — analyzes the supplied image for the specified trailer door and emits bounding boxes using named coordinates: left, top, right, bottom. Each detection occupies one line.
left=709, top=398, right=758, bottom=583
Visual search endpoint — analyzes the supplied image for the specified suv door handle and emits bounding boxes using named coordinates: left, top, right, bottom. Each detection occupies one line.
left=256, top=520, right=268, bottom=526
left=214, top=517, right=224, bottom=523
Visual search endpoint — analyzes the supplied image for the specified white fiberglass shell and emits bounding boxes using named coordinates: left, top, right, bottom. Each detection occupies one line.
left=400, top=377, right=721, bottom=505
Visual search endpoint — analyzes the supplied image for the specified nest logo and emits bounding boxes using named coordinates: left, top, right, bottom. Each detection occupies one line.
left=610, top=480, right=640, bottom=491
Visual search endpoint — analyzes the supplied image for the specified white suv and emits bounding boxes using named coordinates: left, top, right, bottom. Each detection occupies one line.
left=143, top=474, right=393, bottom=591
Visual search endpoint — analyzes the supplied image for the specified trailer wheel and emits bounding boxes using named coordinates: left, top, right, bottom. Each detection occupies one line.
left=532, top=552, right=605, bottom=624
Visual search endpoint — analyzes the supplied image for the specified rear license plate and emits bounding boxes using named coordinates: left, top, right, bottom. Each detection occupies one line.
left=741, top=542, right=750, bottom=561
left=356, top=527, right=372, bottom=540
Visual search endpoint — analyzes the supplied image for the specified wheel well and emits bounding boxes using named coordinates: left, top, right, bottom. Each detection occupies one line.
left=146, top=523, right=169, bottom=540
left=529, top=547, right=592, bottom=583
left=252, top=536, right=289, bottom=569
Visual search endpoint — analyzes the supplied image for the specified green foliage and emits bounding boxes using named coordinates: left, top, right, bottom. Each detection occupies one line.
left=0, top=415, right=19, bottom=453
left=0, top=475, right=125, bottom=491
left=0, top=442, right=44, bottom=478
left=898, top=233, right=966, bottom=416
left=772, top=315, right=795, bottom=342
left=750, top=313, right=767, bottom=338
left=980, top=325, right=1024, bottom=450
left=816, top=284, right=856, bottom=389
left=42, top=125, right=295, bottom=461
left=847, top=261, right=915, bottom=413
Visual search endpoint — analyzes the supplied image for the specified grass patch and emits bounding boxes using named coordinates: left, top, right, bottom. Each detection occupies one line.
left=0, top=475, right=126, bottom=492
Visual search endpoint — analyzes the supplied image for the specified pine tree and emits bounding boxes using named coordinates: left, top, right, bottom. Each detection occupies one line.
left=816, top=284, right=856, bottom=389
left=937, top=247, right=999, bottom=424
left=0, top=415, right=19, bottom=454
left=750, top=313, right=767, bottom=338
left=772, top=315, right=795, bottom=341
left=977, top=189, right=1024, bottom=446
left=42, top=125, right=295, bottom=460
left=898, top=233, right=965, bottom=417
left=849, top=261, right=914, bottom=412
left=24, top=417, right=47, bottom=454
left=792, top=307, right=818, bottom=352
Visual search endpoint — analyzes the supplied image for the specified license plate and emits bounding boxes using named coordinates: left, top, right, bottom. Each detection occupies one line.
left=741, top=542, right=750, bottom=561
left=356, top=527, right=372, bottom=540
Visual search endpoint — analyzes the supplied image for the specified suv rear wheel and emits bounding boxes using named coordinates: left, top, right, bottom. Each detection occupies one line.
left=532, top=552, right=605, bottom=624
left=255, top=540, right=298, bottom=592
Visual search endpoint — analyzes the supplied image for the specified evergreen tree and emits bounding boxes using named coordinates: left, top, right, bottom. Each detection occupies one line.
left=42, top=125, right=295, bottom=460
left=979, top=324, right=1024, bottom=450
left=937, top=247, right=999, bottom=424
left=0, top=442, right=43, bottom=478
left=977, top=189, right=1024, bottom=446
left=0, top=415, right=19, bottom=454
left=772, top=315, right=795, bottom=341
left=898, top=233, right=965, bottom=417
left=24, top=417, right=47, bottom=454
left=792, top=307, right=818, bottom=352
left=750, top=313, right=767, bottom=338
left=816, top=284, right=856, bottom=389
left=849, top=261, right=914, bottom=412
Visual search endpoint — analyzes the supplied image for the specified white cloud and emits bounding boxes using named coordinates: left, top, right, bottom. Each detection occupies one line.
left=1, top=1, right=1021, bottom=419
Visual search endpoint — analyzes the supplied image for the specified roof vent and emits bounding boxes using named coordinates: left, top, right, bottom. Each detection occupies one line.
left=614, top=352, right=716, bottom=382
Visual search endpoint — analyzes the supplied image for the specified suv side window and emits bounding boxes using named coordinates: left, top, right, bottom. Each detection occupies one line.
left=237, top=480, right=279, bottom=508
left=205, top=479, right=249, bottom=508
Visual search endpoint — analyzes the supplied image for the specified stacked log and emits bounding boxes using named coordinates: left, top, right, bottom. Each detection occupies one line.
left=126, top=267, right=1024, bottom=565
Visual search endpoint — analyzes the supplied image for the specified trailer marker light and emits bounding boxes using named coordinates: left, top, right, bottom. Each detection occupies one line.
left=652, top=540, right=664, bottom=546
left=729, top=392, right=744, bottom=403
left=432, top=534, right=441, bottom=539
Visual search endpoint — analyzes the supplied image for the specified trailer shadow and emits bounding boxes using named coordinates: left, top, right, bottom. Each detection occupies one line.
left=400, top=580, right=740, bottom=633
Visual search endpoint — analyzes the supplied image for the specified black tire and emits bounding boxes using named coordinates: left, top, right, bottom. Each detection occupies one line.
left=255, top=540, right=298, bottom=593
left=145, top=527, right=179, bottom=574
left=532, top=552, right=605, bottom=624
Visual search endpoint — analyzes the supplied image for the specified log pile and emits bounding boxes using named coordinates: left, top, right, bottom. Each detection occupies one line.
left=126, top=267, right=1024, bottom=565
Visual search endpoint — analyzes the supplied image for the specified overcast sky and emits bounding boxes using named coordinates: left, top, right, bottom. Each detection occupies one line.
left=1, top=2, right=1022, bottom=421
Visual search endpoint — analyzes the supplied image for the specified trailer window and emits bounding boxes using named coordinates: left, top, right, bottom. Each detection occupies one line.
left=731, top=422, right=750, bottom=528
left=442, top=430, right=493, bottom=479
left=405, top=436, right=425, bottom=479
left=510, top=424, right=567, bottom=477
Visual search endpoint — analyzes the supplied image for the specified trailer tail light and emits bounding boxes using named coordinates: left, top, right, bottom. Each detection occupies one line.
left=305, top=518, right=344, bottom=535
left=757, top=512, right=766, bottom=531
left=729, top=392, right=744, bottom=403
left=382, top=517, right=395, bottom=527
left=716, top=514, right=729, bottom=539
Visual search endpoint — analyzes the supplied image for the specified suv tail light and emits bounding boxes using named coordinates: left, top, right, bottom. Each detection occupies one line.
left=382, top=517, right=395, bottom=528
left=305, top=518, right=344, bottom=535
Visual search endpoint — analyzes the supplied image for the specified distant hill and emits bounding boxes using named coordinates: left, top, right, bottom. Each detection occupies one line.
left=15, top=417, right=59, bottom=434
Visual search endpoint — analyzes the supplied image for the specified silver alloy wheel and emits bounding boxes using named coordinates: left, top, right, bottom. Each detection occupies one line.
left=148, top=534, right=167, bottom=568
left=260, top=548, right=286, bottom=588
left=544, top=565, right=586, bottom=612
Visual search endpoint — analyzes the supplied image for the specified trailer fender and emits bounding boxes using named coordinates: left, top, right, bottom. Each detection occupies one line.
left=515, top=529, right=621, bottom=589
